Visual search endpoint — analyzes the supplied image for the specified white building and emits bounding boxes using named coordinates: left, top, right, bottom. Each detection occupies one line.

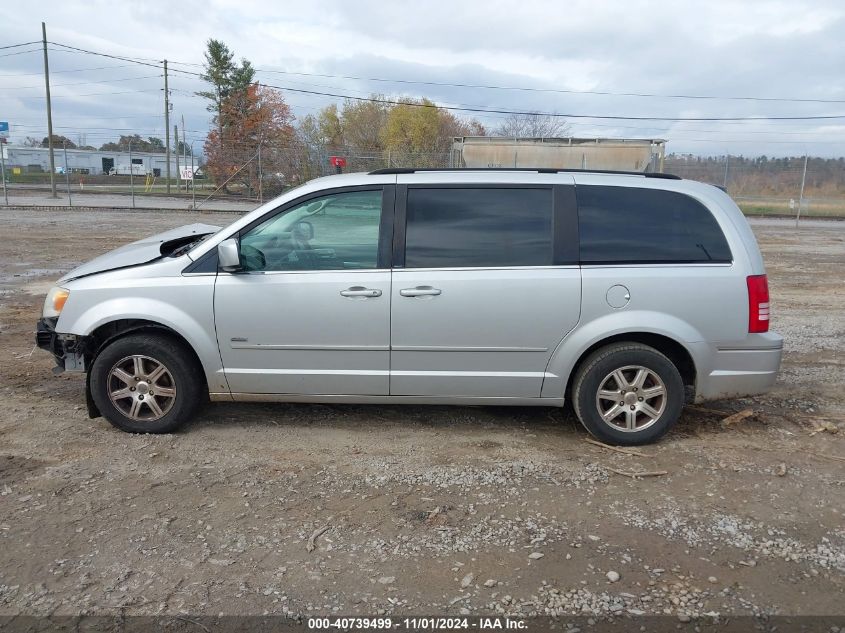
left=4, top=146, right=196, bottom=177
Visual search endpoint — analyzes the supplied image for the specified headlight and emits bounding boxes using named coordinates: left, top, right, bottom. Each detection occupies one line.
left=42, top=287, right=70, bottom=318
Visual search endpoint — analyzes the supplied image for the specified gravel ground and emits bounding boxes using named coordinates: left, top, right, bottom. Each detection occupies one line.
left=0, top=208, right=843, bottom=621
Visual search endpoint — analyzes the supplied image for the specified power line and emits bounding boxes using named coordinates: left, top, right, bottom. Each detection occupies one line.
left=1, top=74, right=162, bottom=90
left=47, top=42, right=162, bottom=69
left=168, top=60, right=845, bottom=106
left=0, top=47, right=42, bottom=58
left=254, top=81, right=845, bottom=122
left=45, top=40, right=845, bottom=122
left=0, top=40, right=41, bottom=49
left=170, top=64, right=845, bottom=123
left=8, top=36, right=843, bottom=152
left=0, top=64, right=135, bottom=77
left=12, top=88, right=162, bottom=100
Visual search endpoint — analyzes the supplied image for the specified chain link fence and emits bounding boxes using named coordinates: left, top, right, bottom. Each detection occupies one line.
left=665, top=156, right=845, bottom=218
left=3, top=142, right=843, bottom=218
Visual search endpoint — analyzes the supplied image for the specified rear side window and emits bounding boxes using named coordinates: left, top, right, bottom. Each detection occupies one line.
left=404, top=187, right=553, bottom=268
left=577, top=185, right=732, bottom=264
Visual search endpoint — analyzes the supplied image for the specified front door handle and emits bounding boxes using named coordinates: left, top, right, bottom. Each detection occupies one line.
left=399, top=286, right=442, bottom=297
left=340, top=286, right=382, bottom=298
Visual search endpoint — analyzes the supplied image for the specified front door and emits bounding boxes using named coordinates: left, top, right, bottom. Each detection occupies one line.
left=214, top=187, right=393, bottom=395
left=390, top=182, right=581, bottom=398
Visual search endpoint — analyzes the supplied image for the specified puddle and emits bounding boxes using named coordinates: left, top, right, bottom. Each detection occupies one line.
left=0, top=268, right=67, bottom=284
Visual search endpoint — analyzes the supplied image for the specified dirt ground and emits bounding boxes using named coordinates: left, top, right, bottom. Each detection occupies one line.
left=0, top=207, right=843, bottom=622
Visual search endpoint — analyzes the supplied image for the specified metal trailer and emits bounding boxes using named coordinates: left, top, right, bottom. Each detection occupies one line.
left=451, top=137, right=666, bottom=173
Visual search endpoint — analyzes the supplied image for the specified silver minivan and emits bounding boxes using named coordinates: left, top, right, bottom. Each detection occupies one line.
left=36, top=168, right=783, bottom=445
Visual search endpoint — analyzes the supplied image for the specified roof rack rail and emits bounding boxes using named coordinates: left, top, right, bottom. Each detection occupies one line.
left=367, top=167, right=681, bottom=180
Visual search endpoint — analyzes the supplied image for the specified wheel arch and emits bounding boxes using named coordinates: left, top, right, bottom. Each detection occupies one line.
left=88, top=319, right=206, bottom=386
left=83, top=319, right=211, bottom=420
left=562, top=332, right=696, bottom=403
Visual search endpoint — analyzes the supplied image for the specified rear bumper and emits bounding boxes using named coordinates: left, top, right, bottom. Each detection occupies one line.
left=693, top=332, right=783, bottom=402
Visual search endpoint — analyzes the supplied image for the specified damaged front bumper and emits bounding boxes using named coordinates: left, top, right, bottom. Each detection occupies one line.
left=36, top=318, right=101, bottom=419
left=36, top=317, right=88, bottom=374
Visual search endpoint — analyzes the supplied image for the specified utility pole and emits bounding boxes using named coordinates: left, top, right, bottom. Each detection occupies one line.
left=190, top=142, right=196, bottom=210
left=795, top=154, right=808, bottom=227
left=723, top=154, right=730, bottom=189
left=62, top=141, right=72, bottom=206
left=42, top=22, right=57, bottom=198
left=128, top=141, right=135, bottom=209
left=257, top=143, right=263, bottom=204
left=163, top=59, right=171, bottom=194
left=174, top=124, right=180, bottom=194
left=181, top=114, right=187, bottom=193
left=0, top=142, right=8, bottom=206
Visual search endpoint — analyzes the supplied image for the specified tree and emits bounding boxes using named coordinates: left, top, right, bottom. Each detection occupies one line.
left=383, top=98, right=441, bottom=154
left=174, top=140, right=193, bottom=156
left=382, top=98, right=485, bottom=166
left=204, top=84, right=295, bottom=194
left=23, top=136, right=41, bottom=147
left=99, top=135, right=166, bottom=152
left=41, top=135, right=76, bottom=149
left=197, top=39, right=255, bottom=141
left=340, top=98, right=391, bottom=151
left=298, top=96, right=485, bottom=172
left=494, top=112, right=569, bottom=138
left=146, top=137, right=166, bottom=152
left=439, top=109, right=486, bottom=140
left=304, top=98, right=392, bottom=151
left=316, top=104, right=344, bottom=148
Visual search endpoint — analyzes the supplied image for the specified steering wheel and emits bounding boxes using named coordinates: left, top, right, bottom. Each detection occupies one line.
left=239, top=244, right=266, bottom=271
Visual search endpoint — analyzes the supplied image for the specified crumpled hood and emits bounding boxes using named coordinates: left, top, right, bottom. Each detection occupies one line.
left=57, top=223, right=221, bottom=283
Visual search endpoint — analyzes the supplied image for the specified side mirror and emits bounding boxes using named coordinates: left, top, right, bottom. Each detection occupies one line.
left=217, top=238, right=241, bottom=272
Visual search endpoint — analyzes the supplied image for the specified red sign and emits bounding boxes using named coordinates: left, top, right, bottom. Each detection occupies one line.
left=329, top=156, right=347, bottom=167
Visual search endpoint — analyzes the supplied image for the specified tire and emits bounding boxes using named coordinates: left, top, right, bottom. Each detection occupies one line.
left=89, top=333, right=204, bottom=433
left=572, top=342, right=684, bottom=446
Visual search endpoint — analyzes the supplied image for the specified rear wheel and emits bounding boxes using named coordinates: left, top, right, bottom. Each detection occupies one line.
left=90, top=333, right=203, bottom=433
left=572, top=342, right=684, bottom=445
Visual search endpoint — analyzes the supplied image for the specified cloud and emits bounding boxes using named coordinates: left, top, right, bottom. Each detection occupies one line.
left=1, top=0, right=843, bottom=156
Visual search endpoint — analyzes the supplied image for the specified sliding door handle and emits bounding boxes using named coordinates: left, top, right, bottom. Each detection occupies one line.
left=340, top=287, right=382, bottom=298
left=399, top=286, right=442, bottom=297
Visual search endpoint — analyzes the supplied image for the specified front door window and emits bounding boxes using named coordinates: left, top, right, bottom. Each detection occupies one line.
left=239, top=189, right=383, bottom=272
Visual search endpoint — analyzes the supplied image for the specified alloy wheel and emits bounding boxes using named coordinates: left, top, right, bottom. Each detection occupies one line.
left=595, top=365, right=667, bottom=432
left=107, top=355, right=177, bottom=422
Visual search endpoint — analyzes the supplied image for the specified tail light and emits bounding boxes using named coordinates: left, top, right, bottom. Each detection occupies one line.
left=747, top=274, right=770, bottom=333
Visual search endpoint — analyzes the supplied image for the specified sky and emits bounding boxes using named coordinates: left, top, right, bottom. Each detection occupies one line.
left=1, top=0, right=844, bottom=157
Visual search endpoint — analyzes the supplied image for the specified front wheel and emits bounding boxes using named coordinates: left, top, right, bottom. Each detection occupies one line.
left=572, top=342, right=684, bottom=446
left=90, top=333, right=203, bottom=433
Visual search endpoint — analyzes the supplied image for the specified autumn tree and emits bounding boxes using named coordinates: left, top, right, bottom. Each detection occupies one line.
left=494, top=112, right=569, bottom=138
left=204, top=84, right=295, bottom=195
left=382, top=98, right=486, bottom=167
left=297, top=95, right=485, bottom=172
left=300, top=98, right=391, bottom=152
left=439, top=109, right=486, bottom=140
left=340, top=99, right=391, bottom=151
left=383, top=98, right=441, bottom=154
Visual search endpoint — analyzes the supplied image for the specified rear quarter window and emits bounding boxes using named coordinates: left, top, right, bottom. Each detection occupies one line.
left=577, top=185, right=732, bottom=264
